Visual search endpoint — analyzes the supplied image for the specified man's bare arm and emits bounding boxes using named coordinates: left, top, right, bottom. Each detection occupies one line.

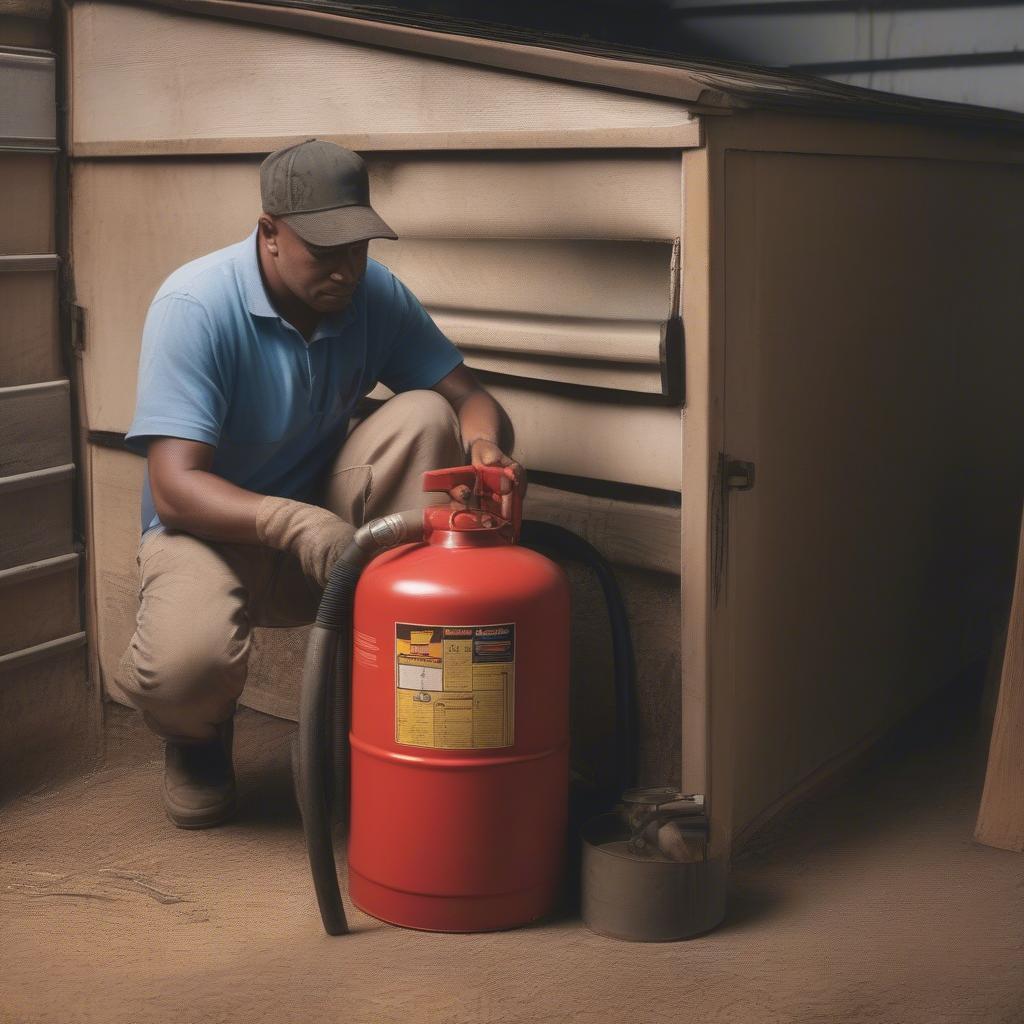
left=431, top=364, right=525, bottom=501
left=147, top=438, right=264, bottom=543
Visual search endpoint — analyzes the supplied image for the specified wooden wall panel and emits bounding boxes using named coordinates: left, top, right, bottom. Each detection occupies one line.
left=0, top=380, right=71, bottom=475
left=0, top=464, right=73, bottom=570
left=0, top=153, right=55, bottom=255
left=73, top=160, right=684, bottom=458
left=718, top=149, right=1024, bottom=842
left=0, top=554, right=79, bottom=656
left=70, top=2, right=697, bottom=154
left=0, top=269, right=59, bottom=385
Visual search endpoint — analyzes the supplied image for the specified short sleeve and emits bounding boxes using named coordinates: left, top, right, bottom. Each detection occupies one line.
left=372, top=267, right=464, bottom=393
left=124, top=294, right=230, bottom=455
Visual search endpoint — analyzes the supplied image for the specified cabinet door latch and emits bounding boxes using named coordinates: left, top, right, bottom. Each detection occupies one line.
left=724, top=459, right=755, bottom=492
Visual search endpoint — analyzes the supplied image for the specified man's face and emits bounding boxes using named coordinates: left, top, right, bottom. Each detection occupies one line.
left=264, top=217, right=369, bottom=314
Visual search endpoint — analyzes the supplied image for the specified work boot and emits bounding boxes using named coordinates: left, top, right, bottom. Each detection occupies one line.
left=162, top=720, right=236, bottom=829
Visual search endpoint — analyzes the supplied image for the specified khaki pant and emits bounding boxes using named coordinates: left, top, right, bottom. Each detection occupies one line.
left=113, top=391, right=463, bottom=742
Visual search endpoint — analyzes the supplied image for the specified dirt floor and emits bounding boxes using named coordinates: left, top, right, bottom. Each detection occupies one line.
left=2, top=693, right=1022, bottom=1024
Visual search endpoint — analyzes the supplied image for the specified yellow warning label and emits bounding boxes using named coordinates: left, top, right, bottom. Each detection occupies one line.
left=395, top=623, right=515, bottom=749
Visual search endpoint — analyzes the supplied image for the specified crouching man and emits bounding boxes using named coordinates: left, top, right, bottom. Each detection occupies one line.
left=114, top=140, right=522, bottom=828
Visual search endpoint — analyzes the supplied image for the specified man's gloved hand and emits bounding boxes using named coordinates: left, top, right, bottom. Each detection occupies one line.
left=255, top=496, right=354, bottom=588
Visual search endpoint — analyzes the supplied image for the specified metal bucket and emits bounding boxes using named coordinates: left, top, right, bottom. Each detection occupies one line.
left=581, top=812, right=727, bottom=941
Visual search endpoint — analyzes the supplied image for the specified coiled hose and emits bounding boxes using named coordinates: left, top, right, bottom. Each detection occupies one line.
left=296, top=512, right=636, bottom=936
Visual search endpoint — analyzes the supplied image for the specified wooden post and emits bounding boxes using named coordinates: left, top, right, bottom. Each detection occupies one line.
left=976, top=508, right=1024, bottom=853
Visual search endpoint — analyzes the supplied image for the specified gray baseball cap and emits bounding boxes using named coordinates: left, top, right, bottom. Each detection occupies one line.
left=260, top=139, right=397, bottom=247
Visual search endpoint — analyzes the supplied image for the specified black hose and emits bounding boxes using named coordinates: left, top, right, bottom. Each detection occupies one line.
left=519, top=520, right=637, bottom=799
left=296, top=511, right=424, bottom=937
left=296, top=624, right=347, bottom=935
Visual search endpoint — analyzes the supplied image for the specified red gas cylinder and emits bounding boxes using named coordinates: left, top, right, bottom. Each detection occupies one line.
left=348, top=467, right=570, bottom=932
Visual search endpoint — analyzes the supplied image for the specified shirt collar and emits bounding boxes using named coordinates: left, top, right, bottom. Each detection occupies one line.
left=241, top=228, right=359, bottom=340
left=241, top=229, right=277, bottom=319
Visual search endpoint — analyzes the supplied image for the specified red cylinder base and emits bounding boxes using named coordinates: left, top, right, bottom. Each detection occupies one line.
left=349, top=869, right=561, bottom=933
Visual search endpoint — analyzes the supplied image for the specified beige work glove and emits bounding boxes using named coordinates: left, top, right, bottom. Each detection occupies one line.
left=255, top=496, right=355, bottom=589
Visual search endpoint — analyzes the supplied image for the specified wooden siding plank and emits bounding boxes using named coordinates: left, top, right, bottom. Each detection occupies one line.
left=70, top=2, right=697, bottom=154
left=0, top=254, right=57, bottom=271
left=0, top=152, right=55, bottom=255
left=466, top=353, right=664, bottom=395
left=365, top=153, right=682, bottom=241
left=0, top=379, right=71, bottom=475
left=439, top=308, right=669, bottom=394
left=0, top=631, right=86, bottom=673
left=0, top=464, right=74, bottom=569
left=373, top=239, right=676, bottom=322
left=486, top=383, right=682, bottom=491
left=73, top=126, right=702, bottom=158
left=0, top=554, right=80, bottom=657
left=0, top=49, right=55, bottom=147
left=0, top=268, right=59, bottom=385
left=433, top=310, right=665, bottom=366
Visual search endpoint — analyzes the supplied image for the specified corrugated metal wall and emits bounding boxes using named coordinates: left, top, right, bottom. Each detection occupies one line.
left=668, top=0, right=1024, bottom=112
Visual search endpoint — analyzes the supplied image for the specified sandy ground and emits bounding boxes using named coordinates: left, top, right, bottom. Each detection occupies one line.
left=1, top=695, right=1022, bottom=1024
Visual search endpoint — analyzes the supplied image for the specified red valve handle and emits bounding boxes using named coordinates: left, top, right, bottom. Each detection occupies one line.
left=422, top=464, right=522, bottom=539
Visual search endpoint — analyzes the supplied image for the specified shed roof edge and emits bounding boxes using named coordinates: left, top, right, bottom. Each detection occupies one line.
left=110, top=0, right=1024, bottom=133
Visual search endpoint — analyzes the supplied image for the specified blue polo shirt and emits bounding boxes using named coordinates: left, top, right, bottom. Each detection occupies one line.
left=125, top=230, right=463, bottom=533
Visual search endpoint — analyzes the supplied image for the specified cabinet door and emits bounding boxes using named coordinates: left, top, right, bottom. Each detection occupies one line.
left=718, top=148, right=1024, bottom=851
